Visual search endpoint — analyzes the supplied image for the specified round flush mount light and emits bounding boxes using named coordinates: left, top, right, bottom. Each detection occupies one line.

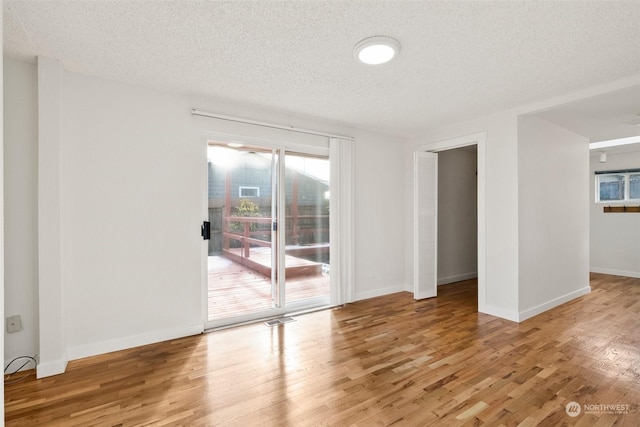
left=354, top=36, right=400, bottom=65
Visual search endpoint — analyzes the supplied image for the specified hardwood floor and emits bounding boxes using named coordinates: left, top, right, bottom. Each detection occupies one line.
left=5, top=274, right=640, bottom=426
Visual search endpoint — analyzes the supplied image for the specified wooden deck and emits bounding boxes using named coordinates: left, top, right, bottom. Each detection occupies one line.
left=208, top=255, right=329, bottom=321
left=223, top=246, right=323, bottom=278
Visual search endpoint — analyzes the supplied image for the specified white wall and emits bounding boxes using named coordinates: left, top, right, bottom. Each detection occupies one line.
left=4, top=58, right=407, bottom=373
left=406, top=112, right=520, bottom=320
left=3, top=61, right=39, bottom=365
left=517, top=116, right=590, bottom=320
left=353, top=131, right=406, bottom=300
left=37, top=57, right=67, bottom=377
left=60, top=70, right=204, bottom=361
left=404, top=77, right=640, bottom=323
left=437, top=148, right=477, bottom=285
left=590, top=150, right=640, bottom=277
left=1, top=6, right=6, bottom=418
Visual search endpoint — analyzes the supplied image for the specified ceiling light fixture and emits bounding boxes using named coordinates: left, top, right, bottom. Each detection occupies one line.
left=354, top=36, right=400, bottom=65
left=599, top=151, right=607, bottom=163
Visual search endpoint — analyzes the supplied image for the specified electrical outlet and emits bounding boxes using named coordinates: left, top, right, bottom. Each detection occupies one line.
left=6, top=315, right=22, bottom=333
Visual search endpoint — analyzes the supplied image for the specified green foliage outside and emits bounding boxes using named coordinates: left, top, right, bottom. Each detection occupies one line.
left=230, top=199, right=261, bottom=233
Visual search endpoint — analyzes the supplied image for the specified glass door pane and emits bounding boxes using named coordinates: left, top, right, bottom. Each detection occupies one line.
left=206, top=144, right=279, bottom=321
left=283, top=153, right=331, bottom=307
left=205, top=143, right=332, bottom=327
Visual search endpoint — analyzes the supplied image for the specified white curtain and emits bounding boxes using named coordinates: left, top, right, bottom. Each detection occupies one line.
left=330, top=137, right=355, bottom=305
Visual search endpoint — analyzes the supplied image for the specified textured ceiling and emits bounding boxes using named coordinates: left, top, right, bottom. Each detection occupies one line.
left=4, top=1, right=640, bottom=138
left=535, top=86, right=640, bottom=142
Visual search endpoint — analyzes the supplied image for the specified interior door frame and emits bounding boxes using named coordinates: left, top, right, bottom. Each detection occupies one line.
left=413, top=151, right=438, bottom=299
left=415, top=131, right=487, bottom=312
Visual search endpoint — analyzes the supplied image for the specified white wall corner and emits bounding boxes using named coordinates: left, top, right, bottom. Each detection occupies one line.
left=403, top=282, right=413, bottom=293
left=37, top=57, right=67, bottom=375
left=479, top=304, right=519, bottom=323
left=355, top=284, right=407, bottom=302
left=438, top=273, right=478, bottom=286
left=36, top=355, right=68, bottom=379
left=517, top=115, right=589, bottom=322
left=518, top=286, right=591, bottom=322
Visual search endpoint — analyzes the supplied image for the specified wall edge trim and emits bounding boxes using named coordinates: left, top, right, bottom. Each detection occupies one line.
left=518, top=286, right=591, bottom=322
left=355, top=285, right=406, bottom=302
left=590, top=268, right=640, bottom=279
left=67, top=324, right=204, bottom=362
left=36, top=355, right=68, bottom=379
left=438, top=273, right=478, bottom=286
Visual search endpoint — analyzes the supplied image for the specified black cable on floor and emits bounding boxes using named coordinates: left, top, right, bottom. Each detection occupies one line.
left=4, top=356, right=38, bottom=384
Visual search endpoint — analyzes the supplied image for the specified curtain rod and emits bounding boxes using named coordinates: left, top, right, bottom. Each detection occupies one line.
left=190, top=109, right=354, bottom=141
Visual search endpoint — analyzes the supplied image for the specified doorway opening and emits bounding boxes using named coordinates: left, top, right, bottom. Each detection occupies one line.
left=437, top=144, right=478, bottom=286
left=414, top=131, right=486, bottom=311
left=436, top=146, right=479, bottom=296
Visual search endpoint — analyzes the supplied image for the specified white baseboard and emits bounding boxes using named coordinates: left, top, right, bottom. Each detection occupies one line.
left=438, top=272, right=478, bottom=286
left=590, top=267, right=640, bottom=279
left=479, top=304, right=519, bottom=322
left=37, top=356, right=68, bottom=379
left=518, top=286, right=591, bottom=322
left=355, top=284, right=406, bottom=302
left=67, top=324, right=204, bottom=362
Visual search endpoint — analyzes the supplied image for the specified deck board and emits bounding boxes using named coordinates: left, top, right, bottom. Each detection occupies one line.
left=223, top=246, right=322, bottom=278
left=208, top=255, right=329, bottom=320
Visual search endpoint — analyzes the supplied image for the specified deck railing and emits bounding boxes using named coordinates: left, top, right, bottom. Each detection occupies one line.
left=222, top=215, right=329, bottom=259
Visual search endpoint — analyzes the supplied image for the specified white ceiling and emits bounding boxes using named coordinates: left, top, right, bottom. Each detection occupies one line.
left=4, top=1, right=640, bottom=138
left=534, top=85, right=640, bottom=142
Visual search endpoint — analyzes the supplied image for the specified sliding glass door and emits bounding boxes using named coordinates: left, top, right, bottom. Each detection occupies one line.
left=283, top=153, right=331, bottom=308
left=205, top=141, right=330, bottom=327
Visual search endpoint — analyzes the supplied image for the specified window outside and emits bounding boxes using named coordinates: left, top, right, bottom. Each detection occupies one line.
left=598, top=174, right=625, bottom=201
left=239, top=186, right=259, bottom=197
left=630, top=174, right=640, bottom=200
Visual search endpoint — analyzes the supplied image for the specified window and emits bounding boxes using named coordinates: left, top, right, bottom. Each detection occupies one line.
left=598, top=174, right=625, bottom=201
left=596, top=171, right=640, bottom=202
left=239, top=186, right=259, bottom=197
left=630, top=174, right=640, bottom=199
